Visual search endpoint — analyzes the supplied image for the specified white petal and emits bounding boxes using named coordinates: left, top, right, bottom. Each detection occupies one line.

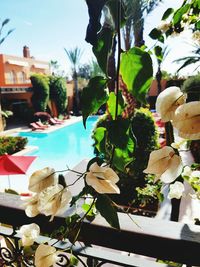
left=156, top=86, right=185, bottom=122
left=172, top=101, right=200, bottom=140
left=85, top=172, right=120, bottom=194
left=35, top=244, right=57, bottom=267
left=28, top=167, right=57, bottom=193
left=160, top=155, right=183, bottom=183
left=168, top=181, right=185, bottom=199
left=144, top=146, right=175, bottom=174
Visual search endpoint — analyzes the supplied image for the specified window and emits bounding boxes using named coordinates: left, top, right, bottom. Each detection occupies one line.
left=5, top=71, right=17, bottom=84
left=18, top=71, right=26, bottom=83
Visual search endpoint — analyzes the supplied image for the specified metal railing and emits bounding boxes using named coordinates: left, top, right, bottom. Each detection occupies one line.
left=0, top=192, right=200, bottom=266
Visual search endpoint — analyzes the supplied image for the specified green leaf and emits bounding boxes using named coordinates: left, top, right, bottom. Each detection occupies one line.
left=173, top=4, right=190, bottom=25
left=96, top=194, right=120, bottom=229
left=161, top=8, right=174, bottom=20
left=105, top=0, right=126, bottom=29
left=81, top=76, right=108, bottom=127
left=92, top=127, right=107, bottom=153
left=120, top=47, right=153, bottom=103
left=149, top=28, right=164, bottom=43
left=107, top=91, right=124, bottom=119
left=112, top=137, right=135, bottom=173
left=195, top=20, right=200, bottom=30
left=93, top=27, right=114, bottom=74
left=106, top=118, right=131, bottom=149
left=85, top=0, right=108, bottom=45
left=154, top=46, right=163, bottom=61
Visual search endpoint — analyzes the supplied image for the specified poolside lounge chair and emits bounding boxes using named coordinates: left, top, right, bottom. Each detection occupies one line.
left=30, top=122, right=47, bottom=131
left=35, top=121, right=50, bottom=128
left=49, top=118, right=64, bottom=125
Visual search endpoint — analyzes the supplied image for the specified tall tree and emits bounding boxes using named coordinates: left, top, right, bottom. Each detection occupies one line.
left=122, top=0, right=162, bottom=49
left=0, top=18, right=14, bottom=131
left=64, top=47, right=83, bottom=115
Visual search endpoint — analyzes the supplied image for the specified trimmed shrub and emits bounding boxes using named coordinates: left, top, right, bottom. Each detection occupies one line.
left=92, top=108, right=159, bottom=206
left=181, top=74, right=200, bottom=102
left=30, top=73, right=50, bottom=112
left=0, top=136, right=28, bottom=155
left=49, top=76, right=67, bottom=115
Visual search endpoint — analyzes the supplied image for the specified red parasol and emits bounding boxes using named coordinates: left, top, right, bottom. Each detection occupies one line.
left=0, top=154, right=37, bottom=188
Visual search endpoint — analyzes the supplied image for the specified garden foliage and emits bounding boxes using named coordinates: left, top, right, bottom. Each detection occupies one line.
left=0, top=136, right=28, bottom=155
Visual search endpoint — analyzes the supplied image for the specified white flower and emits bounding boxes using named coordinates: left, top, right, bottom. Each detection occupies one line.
left=24, top=194, right=40, bottom=218
left=172, top=101, right=200, bottom=140
left=182, top=166, right=192, bottom=177
left=168, top=181, right=185, bottom=199
left=144, top=146, right=183, bottom=183
left=85, top=162, right=120, bottom=194
left=156, top=86, right=186, bottom=122
left=38, top=184, right=72, bottom=221
left=18, top=223, right=40, bottom=247
left=28, top=167, right=57, bottom=193
left=35, top=244, right=58, bottom=267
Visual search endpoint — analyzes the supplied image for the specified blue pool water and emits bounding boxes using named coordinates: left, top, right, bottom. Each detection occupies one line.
left=19, top=116, right=98, bottom=171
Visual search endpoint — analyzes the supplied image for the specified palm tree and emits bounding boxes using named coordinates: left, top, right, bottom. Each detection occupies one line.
left=64, top=47, right=83, bottom=114
left=50, top=60, right=60, bottom=75
left=173, top=43, right=200, bottom=73
left=122, top=0, right=162, bottom=49
left=0, top=18, right=14, bottom=131
left=0, top=18, right=14, bottom=45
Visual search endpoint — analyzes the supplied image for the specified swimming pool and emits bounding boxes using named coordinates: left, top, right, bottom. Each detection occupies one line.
left=19, top=116, right=98, bottom=171
left=0, top=116, right=98, bottom=192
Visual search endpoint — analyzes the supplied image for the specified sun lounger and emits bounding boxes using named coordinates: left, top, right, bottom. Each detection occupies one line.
left=30, top=122, right=46, bottom=131
left=35, top=121, right=49, bottom=128
left=49, top=118, right=63, bottom=125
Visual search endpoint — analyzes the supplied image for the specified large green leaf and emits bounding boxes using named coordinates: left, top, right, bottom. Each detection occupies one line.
left=81, top=76, right=108, bottom=127
left=173, top=4, right=190, bottom=25
left=107, top=92, right=124, bottom=119
left=149, top=28, right=164, bottom=43
left=120, top=47, right=153, bottom=103
left=112, top=136, right=135, bottom=173
left=93, top=27, right=114, bottom=74
left=161, top=8, right=174, bottom=20
left=105, top=0, right=126, bottom=29
left=96, top=194, right=120, bottom=229
left=106, top=118, right=131, bottom=149
left=85, top=0, right=108, bottom=45
left=92, top=127, right=107, bottom=153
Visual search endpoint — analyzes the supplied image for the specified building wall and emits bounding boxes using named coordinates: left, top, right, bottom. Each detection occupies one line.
left=0, top=48, right=51, bottom=131
left=0, top=54, right=50, bottom=87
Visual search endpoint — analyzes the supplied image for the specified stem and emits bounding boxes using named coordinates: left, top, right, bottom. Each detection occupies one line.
left=114, top=0, right=121, bottom=120
left=110, top=0, right=122, bottom=166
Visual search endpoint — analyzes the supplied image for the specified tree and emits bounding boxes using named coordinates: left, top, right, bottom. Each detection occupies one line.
left=50, top=60, right=60, bottom=75
left=122, top=0, right=162, bottom=49
left=64, top=47, right=83, bottom=115
left=0, top=18, right=14, bottom=45
left=0, top=18, right=14, bottom=131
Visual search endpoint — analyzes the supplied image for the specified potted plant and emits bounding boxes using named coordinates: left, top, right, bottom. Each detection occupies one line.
left=0, top=110, right=13, bottom=130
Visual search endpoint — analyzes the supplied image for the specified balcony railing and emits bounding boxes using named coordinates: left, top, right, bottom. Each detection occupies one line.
left=0, top=192, right=200, bottom=266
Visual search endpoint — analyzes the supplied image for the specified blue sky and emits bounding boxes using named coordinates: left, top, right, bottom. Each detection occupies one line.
left=0, top=0, right=190, bottom=77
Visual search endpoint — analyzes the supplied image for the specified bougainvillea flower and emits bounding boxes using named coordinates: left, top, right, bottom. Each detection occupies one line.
left=38, top=184, right=72, bottom=221
left=168, top=181, right=185, bottom=199
left=24, top=194, right=40, bottom=218
left=85, top=162, right=120, bottom=194
left=156, top=86, right=186, bottom=122
left=172, top=101, right=200, bottom=140
left=28, top=167, right=57, bottom=193
left=18, top=223, right=40, bottom=247
left=143, top=146, right=183, bottom=183
left=35, top=244, right=58, bottom=267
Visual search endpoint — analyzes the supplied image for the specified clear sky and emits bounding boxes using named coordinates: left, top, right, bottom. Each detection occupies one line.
left=0, top=0, right=192, bottom=77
